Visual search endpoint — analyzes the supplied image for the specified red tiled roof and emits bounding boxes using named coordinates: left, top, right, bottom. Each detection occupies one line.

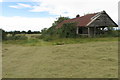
left=56, top=13, right=98, bottom=28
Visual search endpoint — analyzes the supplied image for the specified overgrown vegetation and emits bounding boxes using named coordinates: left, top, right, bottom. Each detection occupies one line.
left=99, top=30, right=119, bottom=37
left=1, top=29, right=41, bottom=41
left=39, top=16, right=119, bottom=41
left=7, top=35, right=28, bottom=40
left=57, top=23, right=77, bottom=38
left=3, top=37, right=118, bottom=46
left=40, top=16, right=78, bottom=41
left=1, top=16, right=119, bottom=42
left=0, top=29, right=7, bottom=40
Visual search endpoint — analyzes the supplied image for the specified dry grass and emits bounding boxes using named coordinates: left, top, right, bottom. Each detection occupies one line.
left=2, top=41, right=118, bottom=78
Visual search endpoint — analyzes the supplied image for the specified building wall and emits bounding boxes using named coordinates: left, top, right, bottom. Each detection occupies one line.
left=76, top=12, right=117, bottom=37
left=77, top=27, right=105, bottom=37
left=88, top=12, right=117, bottom=27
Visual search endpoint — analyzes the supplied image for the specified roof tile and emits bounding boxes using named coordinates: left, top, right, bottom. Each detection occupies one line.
left=56, top=13, right=98, bottom=28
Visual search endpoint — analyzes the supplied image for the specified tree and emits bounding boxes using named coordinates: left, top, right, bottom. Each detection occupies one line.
left=0, top=29, right=7, bottom=40
left=32, top=31, right=40, bottom=34
left=52, top=17, right=70, bottom=26
left=44, top=16, right=70, bottom=36
left=41, top=28, right=48, bottom=34
left=27, top=30, right=32, bottom=34
left=40, top=16, right=77, bottom=40
left=12, top=31, right=16, bottom=37
left=57, top=23, right=77, bottom=38
left=21, top=31, right=26, bottom=34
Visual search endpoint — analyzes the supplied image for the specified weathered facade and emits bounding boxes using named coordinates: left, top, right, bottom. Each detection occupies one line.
left=56, top=11, right=118, bottom=37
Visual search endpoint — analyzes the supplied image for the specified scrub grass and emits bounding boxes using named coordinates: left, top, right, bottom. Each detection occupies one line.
left=2, top=40, right=118, bottom=78
left=3, top=37, right=118, bottom=46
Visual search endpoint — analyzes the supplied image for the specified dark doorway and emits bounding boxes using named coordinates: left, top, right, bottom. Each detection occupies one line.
left=79, top=27, right=83, bottom=34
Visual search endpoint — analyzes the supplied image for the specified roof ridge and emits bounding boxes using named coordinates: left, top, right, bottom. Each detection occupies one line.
left=66, top=12, right=99, bottom=21
left=56, top=11, right=104, bottom=28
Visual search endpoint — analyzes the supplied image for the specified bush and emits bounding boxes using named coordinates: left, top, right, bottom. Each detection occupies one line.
left=43, top=35, right=53, bottom=41
left=40, top=16, right=71, bottom=41
left=0, top=29, right=7, bottom=40
left=7, top=35, right=28, bottom=40
left=98, top=30, right=119, bottom=37
left=57, top=23, right=77, bottom=38
left=42, top=35, right=59, bottom=41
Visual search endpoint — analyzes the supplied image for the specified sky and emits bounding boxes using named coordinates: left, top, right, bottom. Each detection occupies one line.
left=0, top=0, right=119, bottom=31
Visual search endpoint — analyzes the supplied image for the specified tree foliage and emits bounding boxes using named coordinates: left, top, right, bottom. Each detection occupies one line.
left=27, top=30, right=32, bottom=34
left=52, top=17, right=70, bottom=26
left=41, top=28, right=48, bottom=34
left=57, top=23, right=77, bottom=38
left=40, top=16, right=77, bottom=40
left=41, top=16, right=70, bottom=37
left=0, top=29, right=7, bottom=40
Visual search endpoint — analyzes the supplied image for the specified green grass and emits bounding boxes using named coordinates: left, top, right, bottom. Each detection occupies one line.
left=2, top=37, right=118, bottom=78
left=3, top=37, right=118, bottom=46
left=51, top=37, right=118, bottom=44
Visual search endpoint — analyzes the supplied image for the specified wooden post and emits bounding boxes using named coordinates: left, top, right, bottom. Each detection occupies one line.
left=88, top=27, right=90, bottom=37
left=76, top=27, right=79, bottom=34
left=94, top=27, right=96, bottom=37
left=102, top=27, right=105, bottom=34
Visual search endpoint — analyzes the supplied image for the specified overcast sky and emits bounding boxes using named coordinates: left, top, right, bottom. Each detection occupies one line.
left=0, top=0, right=119, bottom=31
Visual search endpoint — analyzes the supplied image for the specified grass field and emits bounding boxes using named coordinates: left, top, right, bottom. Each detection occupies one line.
left=2, top=37, right=118, bottom=78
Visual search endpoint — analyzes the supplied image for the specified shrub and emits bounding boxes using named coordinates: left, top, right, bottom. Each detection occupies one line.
left=7, top=35, right=28, bottom=40
left=57, top=23, right=77, bottom=38
left=43, top=35, right=53, bottom=41
left=0, top=29, right=7, bottom=40
left=98, top=30, right=119, bottom=37
left=40, top=16, right=71, bottom=40
left=27, top=30, right=32, bottom=34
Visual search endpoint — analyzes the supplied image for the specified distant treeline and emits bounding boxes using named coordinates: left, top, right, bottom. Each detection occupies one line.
left=6, top=30, right=41, bottom=34
left=1, top=16, right=120, bottom=41
left=0, top=29, right=41, bottom=40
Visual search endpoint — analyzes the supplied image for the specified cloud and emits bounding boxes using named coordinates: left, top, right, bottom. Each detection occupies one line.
left=17, top=3, right=32, bottom=8
left=8, top=0, right=119, bottom=22
left=30, top=0, right=118, bottom=22
left=1, top=0, right=119, bottom=31
left=0, top=16, right=55, bottom=31
left=3, top=0, right=33, bottom=2
left=9, top=3, right=32, bottom=9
